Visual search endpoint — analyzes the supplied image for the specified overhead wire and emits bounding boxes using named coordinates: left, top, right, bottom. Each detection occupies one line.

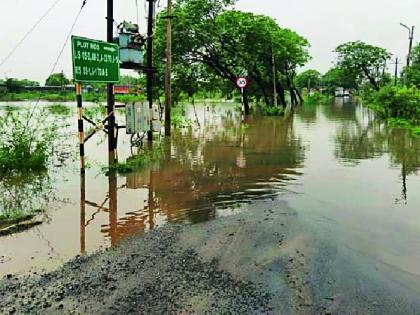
left=24, top=0, right=89, bottom=131
left=0, top=0, right=63, bottom=69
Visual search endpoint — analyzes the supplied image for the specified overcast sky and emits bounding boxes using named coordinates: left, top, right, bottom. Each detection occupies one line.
left=0, top=0, right=418, bottom=82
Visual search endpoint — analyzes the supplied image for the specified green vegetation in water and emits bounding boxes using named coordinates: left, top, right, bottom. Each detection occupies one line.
left=304, top=93, right=332, bottom=106
left=103, top=145, right=164, bottom=174
left=171, top=105, right=192, bottom=128
left=365, top=85, right=420, bottom=134
left=261, top=106, right=284, bottom=116
left=0, top=110, right=58, bottom=173
left=46, top=104, right=71, bottom=116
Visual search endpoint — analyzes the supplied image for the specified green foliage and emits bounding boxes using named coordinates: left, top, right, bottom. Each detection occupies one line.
left=45, top=72, right=70, bottom=86
left=405, top=44, right=420, bottom=88
left=367, top=85, right=420, bottom=125
left=261, top=106, right=284, bottom=116
left=171, top=105, right=192, bottom=128
left=46, top=104, right=71, bottom=116
left=154, top=0, right=310, bottom=107
left=335, top=41, right=391, bottom=90
left=304, top=92, right=332, bottom=106
left=0, top=110, right=58, bottom=173
left=4, top=78, right=39, bottom=92
left=295, top=70, right=321, bottom=91
left=322, top=67, right=358, bottom=94
left=104, top=145, right=164, bottom=174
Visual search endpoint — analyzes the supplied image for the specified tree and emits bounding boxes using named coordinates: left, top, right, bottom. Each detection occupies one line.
left=4, top=78, right=39, bottom=93
left=45, top=72, right=70, bottom=86
left=295, top=70, right=321, bottom=93
left=322, top=67, right=358, bottom=94
left=154, top=0, right=310, bottom=111
left=405, top=44, right=420, bottom=87
left=335, top=41, right=391, bottom=91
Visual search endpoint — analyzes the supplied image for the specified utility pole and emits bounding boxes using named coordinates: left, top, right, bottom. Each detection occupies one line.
left=400, top=23, right=415, bottom=67
left=146, top=0, right=155, bottom=142
left=271, top=47, right=278, bottom=107
left=164, top=0, right=173, bottom=136
left=107, top=0, right=116, bottom=163
left=394, top=57, right=399, bottom=86
left=391, top=57, right=402, bottom=86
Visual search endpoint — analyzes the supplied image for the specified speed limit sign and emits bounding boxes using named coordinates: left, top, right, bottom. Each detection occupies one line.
left=236, top=77, right=248, bottom=89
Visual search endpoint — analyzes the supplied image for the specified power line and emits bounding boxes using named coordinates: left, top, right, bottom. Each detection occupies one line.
left=0, top=0, right=63, bottom=69
left=24, top=0, right=89, bottom=131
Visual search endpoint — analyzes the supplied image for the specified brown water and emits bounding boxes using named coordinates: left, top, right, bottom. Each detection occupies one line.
left=0, top=99, right=419, bottom=280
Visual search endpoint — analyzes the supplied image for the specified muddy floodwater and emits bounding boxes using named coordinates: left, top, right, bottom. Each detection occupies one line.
left=0, top=99, right=419, bottom=292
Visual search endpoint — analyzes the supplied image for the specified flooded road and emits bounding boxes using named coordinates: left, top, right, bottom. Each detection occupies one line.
left=0, top=98, right=419, bottom=292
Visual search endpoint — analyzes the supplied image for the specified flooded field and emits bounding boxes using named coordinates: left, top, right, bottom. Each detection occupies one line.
left=0, top=99, right=419, bottom=287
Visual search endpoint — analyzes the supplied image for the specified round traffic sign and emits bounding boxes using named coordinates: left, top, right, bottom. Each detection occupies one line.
left=236, top=77, right=248, bottom=89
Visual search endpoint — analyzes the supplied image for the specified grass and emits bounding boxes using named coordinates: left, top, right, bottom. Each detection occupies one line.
left=103, top=145, right=164, bottom=174
left=304, top=93, right=333, bottom=106
left=0, top=110, right=58, bottom=174
left=0, top=91, right=145, bottom=103
left=171, top=105, right=192, bottom=128
left=262, top=106, right=285, bottom=116
left=46, top=104, right=71, bottom=116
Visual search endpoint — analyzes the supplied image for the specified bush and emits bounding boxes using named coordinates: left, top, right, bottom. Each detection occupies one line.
left=262, top=106, right=284, bottom=116
left=369, top=86, right=420, bottom=125
left=0, top=110, right=58, bottom=173
left=304, top=92, right=332, bottom=106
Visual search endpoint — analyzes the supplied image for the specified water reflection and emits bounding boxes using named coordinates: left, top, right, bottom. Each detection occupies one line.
left=79, top=110, right=305, bottom=249
left=0, top=172, right=54, bottom=224
left=330, top=99, right=419, bottom=204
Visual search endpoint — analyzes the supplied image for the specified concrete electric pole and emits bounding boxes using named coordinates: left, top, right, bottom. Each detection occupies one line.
left=165, top=0, right=173, bottom=136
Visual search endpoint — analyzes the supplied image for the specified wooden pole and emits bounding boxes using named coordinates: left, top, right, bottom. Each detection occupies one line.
left=164, top=0, right=173, bottom=136
left=76, top=83, right=85, bottom=173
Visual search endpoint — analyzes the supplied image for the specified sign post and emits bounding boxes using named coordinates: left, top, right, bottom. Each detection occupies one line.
left=72, top=36, right=121, bottom=172
left=236, top=77, right=248, bottom=113
left=71, top=36, right=120, bottom=83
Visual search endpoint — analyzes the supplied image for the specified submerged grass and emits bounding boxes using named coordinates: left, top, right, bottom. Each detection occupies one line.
left=46, top=104, right=71, bottom=116
left=103, top=145, right=164, bottom=175
left=0, top=110, right=58, bottom=173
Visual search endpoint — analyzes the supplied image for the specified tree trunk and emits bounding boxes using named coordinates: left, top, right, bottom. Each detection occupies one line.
left=295, top=88, right=304, bottom=103
left=278, top=86, right=286, bottom=108
left=243, top=88, right=250, bottom=115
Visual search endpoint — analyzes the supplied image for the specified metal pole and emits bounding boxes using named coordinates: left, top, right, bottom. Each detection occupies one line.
left=76, top=83, right=85, bottom=173
left=107, top=0, right=116, bottom=163
left=146, top=0, right=155, bottom=142
left=164, top=0, right=173, bottom=136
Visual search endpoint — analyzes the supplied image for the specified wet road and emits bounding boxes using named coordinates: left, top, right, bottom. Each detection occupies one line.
left=0, top=98, right=419, bottom=297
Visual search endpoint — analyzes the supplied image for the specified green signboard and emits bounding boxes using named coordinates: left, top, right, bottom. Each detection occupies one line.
left=71, top=36, right=120, bottom=83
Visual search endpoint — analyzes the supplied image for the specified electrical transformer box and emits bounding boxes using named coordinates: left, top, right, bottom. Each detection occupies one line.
left=126, top=102, right=150, bottom=134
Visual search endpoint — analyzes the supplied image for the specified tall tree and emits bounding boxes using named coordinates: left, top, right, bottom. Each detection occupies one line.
left=335, top=41, right=391, bottom=91
left=154, top=0, right=310, bottom=110
left=295, top=70, right=321, bottom=93
left=45, top=72, right=70, bottom=87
